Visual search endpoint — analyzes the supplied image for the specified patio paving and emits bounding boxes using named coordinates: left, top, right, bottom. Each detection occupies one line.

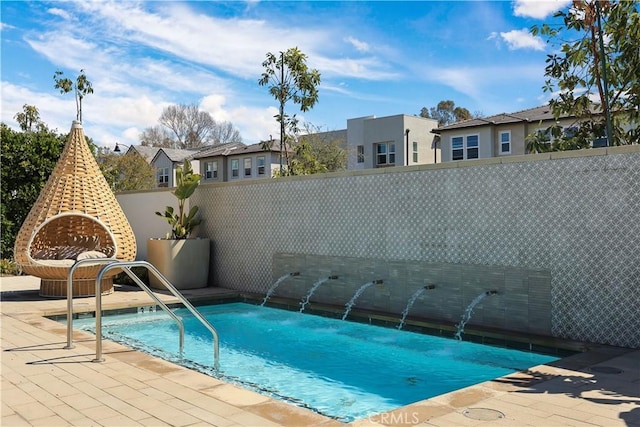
left=1, top=275, right=639, bottom=426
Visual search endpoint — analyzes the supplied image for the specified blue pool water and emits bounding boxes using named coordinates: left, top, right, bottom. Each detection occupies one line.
left=72, top=303, right=558, bottom=422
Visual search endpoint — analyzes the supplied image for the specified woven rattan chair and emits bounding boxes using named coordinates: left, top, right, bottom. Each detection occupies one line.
left=14, top=121, right=136, bottom=297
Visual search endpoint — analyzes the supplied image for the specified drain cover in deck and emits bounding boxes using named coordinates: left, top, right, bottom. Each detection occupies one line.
left=590, top=366, right=623, bottom=374
left=462, top=408, right=505, bottom=421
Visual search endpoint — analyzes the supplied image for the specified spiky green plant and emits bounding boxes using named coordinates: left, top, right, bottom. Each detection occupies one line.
left=155, top=160, right=202, bottom=239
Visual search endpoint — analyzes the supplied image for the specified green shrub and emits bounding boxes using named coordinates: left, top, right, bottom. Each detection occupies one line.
left=0, top=259, right=22, bottom=276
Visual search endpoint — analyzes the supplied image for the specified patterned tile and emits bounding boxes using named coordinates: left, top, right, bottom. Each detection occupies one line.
left=192, top=150, right=640, bottom=348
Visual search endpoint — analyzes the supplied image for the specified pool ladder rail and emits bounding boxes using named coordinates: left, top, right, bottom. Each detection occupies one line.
left=65, top=259, right=220, bottom=370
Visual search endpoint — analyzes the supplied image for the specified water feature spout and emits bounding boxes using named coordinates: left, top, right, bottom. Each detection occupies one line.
left=261, top=272, right=300, bottom=306
left=397, top=285, right=435, bottom=330
left=341, top=280, right=380, bottom=320
left=299, top=277, right=335, bottom=313
left=454, top=290, right=497, bottom=340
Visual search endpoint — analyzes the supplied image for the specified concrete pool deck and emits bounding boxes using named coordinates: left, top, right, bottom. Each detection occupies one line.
left=1, top=275, right=638, bottom=426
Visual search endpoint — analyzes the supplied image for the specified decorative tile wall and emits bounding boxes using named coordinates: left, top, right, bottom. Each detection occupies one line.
left=192, top=148, right=640, bottom=348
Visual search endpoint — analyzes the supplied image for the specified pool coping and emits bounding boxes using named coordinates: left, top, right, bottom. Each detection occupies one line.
left=2, top=276, right=639, bottom=426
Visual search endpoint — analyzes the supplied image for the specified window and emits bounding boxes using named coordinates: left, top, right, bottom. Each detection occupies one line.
left=231, top=159, right=239, bottom=178
left=412, top=141, right=418, bottom=163
left=244, top=158, right=252, bottom=177
left=157, top=167, right=169, bottom=187
left=357, top=145, right=365, bottom=163
left=466, top=135, right=478, bottom=159
left=375, top=142, right=395, bottom=166
left=499, top=131, right=511, bottom=155
left=564, top=126, right=579, bottom=139
left=257, top=156, right=265, bottom=175
left=205, top=161, right=218, bottom=179
left=534, top=128, right=552, bottom=145
left=452, top=137, right=464, bottom=160
left=451, top=135, right=479, bottom=160
left=592, top=137, right=607, bottom=148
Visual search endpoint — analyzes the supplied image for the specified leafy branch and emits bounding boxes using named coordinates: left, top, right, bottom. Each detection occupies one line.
left=53, top=69, right=94, bottom=122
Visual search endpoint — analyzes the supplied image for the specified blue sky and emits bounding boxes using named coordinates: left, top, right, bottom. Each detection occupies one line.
left=1, top=0, right=571, bottom=148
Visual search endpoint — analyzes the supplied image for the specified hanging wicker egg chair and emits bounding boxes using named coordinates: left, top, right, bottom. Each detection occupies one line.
left=13, top=121, right=137, bottom=297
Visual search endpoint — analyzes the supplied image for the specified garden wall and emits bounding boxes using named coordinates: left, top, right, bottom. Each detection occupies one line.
left=118, top=145, right=640, bottom=348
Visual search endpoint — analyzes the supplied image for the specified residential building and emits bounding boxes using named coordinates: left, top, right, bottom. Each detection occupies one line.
left=346, top=114, right=439, bottom=170
left=123, top=145, right=160, bottom=164
left=144, top=113, right=439, bottom=186
left=150, top=147, right=200, bottom=188
left=435, top=105, right=608, bottom=162
left=193, top=142, right=246, bottom=184
left=224, top=139, right=292, bottom=181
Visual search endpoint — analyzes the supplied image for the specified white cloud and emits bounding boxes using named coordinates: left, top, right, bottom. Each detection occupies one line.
left=70, top=1, right=395, bottom=82
left=422, top=64, right=544, bottom=103
left=313, top=56, right=399, bottom=80
left=200, top=94, right=231, bottom=123
left=230, top=105, right=280, bottom=143
left=47, top=8, right=72, bottom=20
left=345, top=36, right=371, bottom=53
left=513, top=0, right=571, bottom=19
left=198, top=94, right=280, bottom=142
left=500, top=29, right=545, bottom=51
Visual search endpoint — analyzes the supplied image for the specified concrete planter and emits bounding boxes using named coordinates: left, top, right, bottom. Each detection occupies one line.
left=147, top=238, right=210, bottom=290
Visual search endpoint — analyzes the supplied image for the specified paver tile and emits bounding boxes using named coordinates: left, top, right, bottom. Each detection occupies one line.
left=57, top=393, right=103, bottom=410
left=2, top=277, right=636, bottom=427
left=11, top=401, right=56, bottom=421
left=180, top=406, right=238, bottom=426
left=29, top=415, right=70, bottom=426
left=97, top=394, right=151, bottom=421
left=99, top=414, right=144, bottom=426
left=1, top=414, right=31, bottom=426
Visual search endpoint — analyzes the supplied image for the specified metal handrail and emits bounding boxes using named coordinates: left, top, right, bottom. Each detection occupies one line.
left=117, top=266, right=185, bottom=354
left=65, top=258, right=120, bottom=349
left=93, top=261, right=220, bottom=369
left=66, top=259, right=185, bottom=355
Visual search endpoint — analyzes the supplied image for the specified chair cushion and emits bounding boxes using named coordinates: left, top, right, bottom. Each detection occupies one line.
left=76, top=250, right=108, bottom=261
left=56, top=246, right=87, bottom=260
left=32, top=247, right=60, bottom=260
left=34, top=259, right=75, bottom=267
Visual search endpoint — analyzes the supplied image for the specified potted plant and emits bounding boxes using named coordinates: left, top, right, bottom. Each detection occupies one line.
left=147, top=160, right=210, bottom=290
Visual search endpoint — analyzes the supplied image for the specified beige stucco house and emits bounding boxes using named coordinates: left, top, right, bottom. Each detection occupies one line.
left=224, top=139, right=293, bottom=180
left=193, top=141, right=246, bottom=184
left=346, top=114, right=439, bottom=169
left=435, top=105, right=608, bottom=162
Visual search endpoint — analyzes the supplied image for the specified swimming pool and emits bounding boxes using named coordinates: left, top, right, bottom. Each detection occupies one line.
left=72, top=302, right=558, bottom=422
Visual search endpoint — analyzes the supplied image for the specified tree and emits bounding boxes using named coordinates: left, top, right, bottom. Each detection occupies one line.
left=259, top=47, right=321, bottom=174
left=140, top=125, right=173, bottom=148
left=209, top=121, right=242, bottom=146
left=296, top=124, right=347, bottom=173
left=14, top=104, right=44, bottom=132
left=53, top=69, right=94, bottom=122
left=96, top=149, right=156, bottom=192
left=420, top=100, right=473, bottom=126
left=1, top=120, right=65, bottom=259
left=532, top=0, right=640, bottom=146
left=155, top=103, right=242, bottom=149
